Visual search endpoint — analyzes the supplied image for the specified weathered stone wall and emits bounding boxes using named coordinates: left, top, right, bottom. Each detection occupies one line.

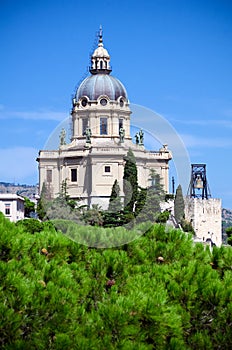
left=185, top=197, right=222, bottom=246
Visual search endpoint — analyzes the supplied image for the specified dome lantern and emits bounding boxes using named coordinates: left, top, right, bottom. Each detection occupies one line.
left=76, top=26, right=128, bottom=102
left=90, top=26, right=112, bottom=75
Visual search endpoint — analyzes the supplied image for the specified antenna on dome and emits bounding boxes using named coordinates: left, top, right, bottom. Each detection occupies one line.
left=99, top=25, right=103, bottom=43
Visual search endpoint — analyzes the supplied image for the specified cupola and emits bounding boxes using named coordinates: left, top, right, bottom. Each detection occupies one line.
left=90, top=26, right=112, bottom=75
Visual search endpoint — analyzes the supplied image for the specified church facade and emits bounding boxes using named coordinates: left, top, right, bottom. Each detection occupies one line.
left=37, top=30, right=172, bottom=208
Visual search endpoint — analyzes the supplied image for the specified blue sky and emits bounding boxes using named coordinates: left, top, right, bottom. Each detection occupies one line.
left=0, top=0, right=232, bottom=208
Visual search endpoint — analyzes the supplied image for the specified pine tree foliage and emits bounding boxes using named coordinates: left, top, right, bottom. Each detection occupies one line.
left=226, top=227, right=232, bottom=245
left=174, top=184, right=185, bottom=223
left=82, top=204, right=104, bottom=226
left=0, top=212, right=232, bottom=349
left=123, top=149, right=138, bottom=213
left=23, top=197, right=35, bottom=218
left=43, top=179, right=83, bottom=222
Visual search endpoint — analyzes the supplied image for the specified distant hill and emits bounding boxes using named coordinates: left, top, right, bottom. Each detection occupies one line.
left=0, top=182, right=38, bottom=200
left=222, top=208, right=232, bottom=242
left=222, top=208, right=232, bottom=224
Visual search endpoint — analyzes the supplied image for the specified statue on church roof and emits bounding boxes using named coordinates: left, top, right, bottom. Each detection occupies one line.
left=85, top=126, right=92, bottom=144
left=59, top=128, right=66, bottom=146
left=119, top=127, right=125, bottom=143
left=135, top=132, right=139, bottom=145
left=139, top=129, right=144, bottom=145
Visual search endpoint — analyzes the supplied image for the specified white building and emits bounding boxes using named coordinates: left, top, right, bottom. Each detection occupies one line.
left=37, top=30, right=172, bottom=209
left=0, top=194, right=24, bottom=222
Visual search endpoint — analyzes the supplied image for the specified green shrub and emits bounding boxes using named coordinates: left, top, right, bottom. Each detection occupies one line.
left=16, top=218, right=45, bottom=234
left=0, top=213, right=232, bottom=349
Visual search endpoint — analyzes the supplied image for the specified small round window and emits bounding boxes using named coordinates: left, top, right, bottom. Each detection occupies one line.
left=120, top=99, right=124, bottom=107
left=81, top=99, right=87, bottom=107
left=100, top=98, right=107, bottom=106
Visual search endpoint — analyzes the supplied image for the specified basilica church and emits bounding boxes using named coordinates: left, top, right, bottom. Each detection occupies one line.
left=37, top=29, right=172, bottom=209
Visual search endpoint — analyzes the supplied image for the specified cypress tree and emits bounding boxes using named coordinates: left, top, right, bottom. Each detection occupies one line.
left=57, top=179, right=76, bottom=210
left=108, top=179, right=121, bottom=212
left=123, top=149, right=138, bottom=213
left=37, top=182, right=49, bottom=220
left=135, top=186, right=147, bottom=217
left=174, top=184, right=185, bottom=223
left=136, top=170, right=165, bottom=222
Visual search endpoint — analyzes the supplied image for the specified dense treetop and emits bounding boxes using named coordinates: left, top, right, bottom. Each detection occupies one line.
left=0, top=213, right=232, bottom=349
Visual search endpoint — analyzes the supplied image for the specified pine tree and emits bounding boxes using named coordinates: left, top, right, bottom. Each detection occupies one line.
left=108, top=180, right=121, bottom=212
left=226, top=227, right=232, bottom=245
left=174, top=184, right=185, bottom=223
left=83, top=204, right=103, bottom=226
left=23, top=197, right=35, bottom=217
left=1, top=212, right=232, bottom=349
left=123, top=149, right=138, bottom=213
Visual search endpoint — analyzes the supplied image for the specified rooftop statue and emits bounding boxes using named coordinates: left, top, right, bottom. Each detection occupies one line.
left=85, top=126, right=92, bottom=144
left=119, top=127, right=125, bottom=143
left=59, top=128, right=66, bottom=146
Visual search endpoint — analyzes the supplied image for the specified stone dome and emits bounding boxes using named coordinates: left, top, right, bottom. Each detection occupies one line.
left=76, top=74, right=128, bottom=101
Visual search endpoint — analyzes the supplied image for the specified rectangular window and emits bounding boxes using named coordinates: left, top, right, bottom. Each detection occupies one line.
left=46, top=169, right=52, bottom=183
left=119, top=118, right=123, bottom=133
left=71, top=168, right=77, bottom=182
left=82, top=118, right=88, bottom=136
left=104, top=166, right=111, bottom=173
left=100, top=117, right=108, bottom=135
left=5, top=204, right=10, bottom=215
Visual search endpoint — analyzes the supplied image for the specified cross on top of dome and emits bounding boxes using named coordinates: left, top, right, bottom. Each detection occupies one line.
left=90, top=26, right=112, bottom=75
left=98, top=25, right=103, bottom=46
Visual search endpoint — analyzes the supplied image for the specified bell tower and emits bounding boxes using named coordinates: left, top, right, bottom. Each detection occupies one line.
left=188, top=164, right=211, bottom=199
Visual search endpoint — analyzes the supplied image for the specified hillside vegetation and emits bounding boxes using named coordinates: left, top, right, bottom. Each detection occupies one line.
left=0, top=213, right=232, bottom=349
left=0, top=182, right=37, bottom=200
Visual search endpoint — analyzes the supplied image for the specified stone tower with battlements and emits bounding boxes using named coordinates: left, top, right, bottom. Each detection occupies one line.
left=185, top=164, right=222, bottom=246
